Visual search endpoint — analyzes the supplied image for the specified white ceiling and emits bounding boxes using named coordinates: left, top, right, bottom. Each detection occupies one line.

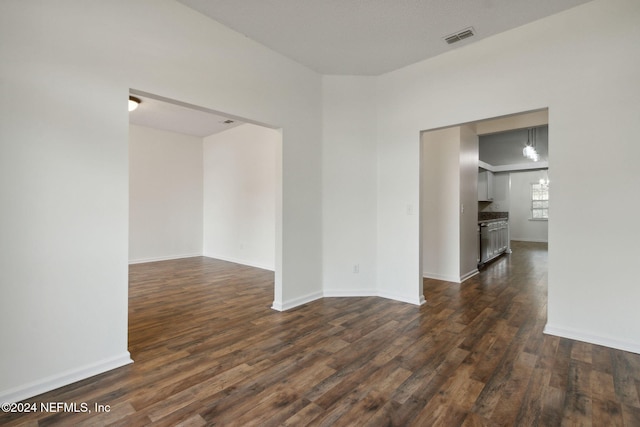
left=128, top=94, right=242, bottom=137
left=480, top=126, right=548, bottom=167
left=177, top=0, right=593, bottom=75
left=131, top=2, right=588, bottom=136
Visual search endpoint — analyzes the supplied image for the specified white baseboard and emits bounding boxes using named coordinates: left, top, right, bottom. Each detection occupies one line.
left=203, top=253, right=274, bottom=271
left=128, top=253, right=202, bottom=264
left=323, top=288, right=425, bottom=306
left=271, top=291, right=323, bottom=311
left=423, top=271, right=460, bottom=283
left=423, top=269, right=478, bottom=284
left=460, top=269, right=479, bottom=282
left=129, top=253, right=275, bottom=271
left=0, top=352, right=133, bottom=404
left=544, top=324, right=640, bottom=355
left=377, top=290, right=425, bottom=306
left=323, top=289, right=377, bottom=298
left=272, top=288, right=425, bottom=311
left=511, top=238, right=548, bottom=243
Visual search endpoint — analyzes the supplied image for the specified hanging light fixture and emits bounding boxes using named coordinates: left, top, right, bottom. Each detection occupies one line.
left=128, top=96, right=141, bottom=112
left=539, top=170, right=550, bottom=187
left=523, top=127, right=539, bottom=162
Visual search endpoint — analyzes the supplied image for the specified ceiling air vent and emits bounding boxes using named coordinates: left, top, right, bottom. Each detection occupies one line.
left=443, top=27, right=475, bottom=45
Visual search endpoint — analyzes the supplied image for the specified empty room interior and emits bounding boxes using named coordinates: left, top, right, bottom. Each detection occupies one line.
left=2, top=0, right=640, bottom=425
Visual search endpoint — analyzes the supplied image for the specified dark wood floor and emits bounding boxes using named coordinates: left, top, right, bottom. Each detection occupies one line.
left=3, top=241, right=640, bottom=426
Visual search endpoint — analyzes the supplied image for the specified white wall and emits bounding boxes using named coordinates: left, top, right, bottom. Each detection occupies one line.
left=421, top=125, right=478, bottom=284
left=203, top=124, right=278, bottom=271
left=129, top=124, right=203, bottom=263
left=3, top=0, right=639, bottom=405
left=130, top=123, right=277, bottom=268
left=0, top=0, right=322, bottom=402
left=421, top=127, right=461, bottom=283
left=509, top=170, right=549, bottom=243
left=459, top=125, right=479, bottom=279
left=377, top=0, right=640, bottom=353
left=322, top=76, right=378, bottom=297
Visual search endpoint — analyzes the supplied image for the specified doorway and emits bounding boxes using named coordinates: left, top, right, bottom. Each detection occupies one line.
left=419, top=109, right=549, bottom=300
left=127, top=90, right=282, bottom=301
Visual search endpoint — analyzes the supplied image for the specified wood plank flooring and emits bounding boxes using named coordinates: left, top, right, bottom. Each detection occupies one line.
left=3, top=241, right=640, bottom=426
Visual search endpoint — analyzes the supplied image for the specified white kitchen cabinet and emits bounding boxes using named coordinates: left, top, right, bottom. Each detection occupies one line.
left=478, top=170, right=494, bottom=201
left=479, top=219, right=509, bottom=265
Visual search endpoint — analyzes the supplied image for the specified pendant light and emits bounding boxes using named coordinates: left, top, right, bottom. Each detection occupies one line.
left=523, top=128, right=539, bottom=162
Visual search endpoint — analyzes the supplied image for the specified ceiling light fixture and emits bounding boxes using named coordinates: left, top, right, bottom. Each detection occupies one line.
left=523, top=128, right=539, bottom=162
left=128, top=96, right=141, bottom=112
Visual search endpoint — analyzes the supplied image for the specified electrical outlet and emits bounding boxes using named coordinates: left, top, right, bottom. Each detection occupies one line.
left=353, top=264, right=360, bottom=274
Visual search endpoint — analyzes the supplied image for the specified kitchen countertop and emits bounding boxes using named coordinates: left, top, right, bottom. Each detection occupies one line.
left=478, top=211, right=509, bottom=224
left=479, top=211, right=509, bottom=221
left=478, top=217, right=508, bottom=224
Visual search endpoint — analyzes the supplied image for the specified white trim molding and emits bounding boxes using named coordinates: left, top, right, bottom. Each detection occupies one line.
left=272, top=289, right=427, bottom=311
left=422, top=272, right=460, bottom=283
left=423, top=270, right=478, bottom=284
left=203, top=254, right=275, bottom=272
left=377, top=291, right=426, bottom=306
left=460, top=269, right=479, bottom=282
left=323, top=289, right=377, bottom=298
left=0, top=352, right=133, bottom=404
left=128, top=253, right=203, bottom=265
left=510, top=237, right=548, bottom=243
left=271, top=291, right=323, bottom=311
left=479, top=160, right=549, bottom=173
left=544, top=324, right=640, bottom=355
left=323, top=289, right=425, bottom=306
